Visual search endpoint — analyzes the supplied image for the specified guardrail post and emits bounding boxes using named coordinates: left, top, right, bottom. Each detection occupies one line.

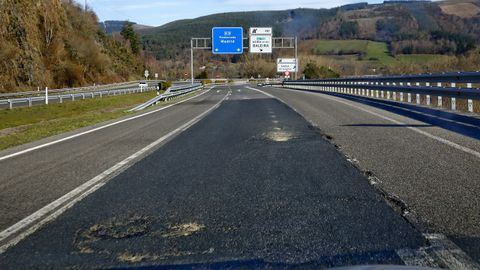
left=59, top=96, right=63, bottom=103
left=415, top=83, right=420, bottom=104
left=8, top=99, right=12, bottom=109
left=91, top=92, right=94, bottom=99
left=100, top=92, right=103, bottom=98
left=71, top=94, right=75, bottom=101
left=467, top=83, right=473, bottom=113
left=437, top=83, right=442, bottom=107
left=425, top=82, right=431, bottom=106
left=451, top=82, right=456, bottom=110
left=82, top=93, right=85, bottom=99
left=28, top=98, right=32, bottom=107
left=45, top=87, right=49, bottom=105
left=398, top=83, right=403, bottom=101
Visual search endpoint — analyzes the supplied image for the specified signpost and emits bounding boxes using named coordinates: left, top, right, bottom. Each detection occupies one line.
left=144, top=70, right=149, bottom=80
left=277, top=58, right=297, bottom=73
left=212, top=27, right=243, bottom=54
left=249, top=27, right=272, bottom=53
left=190, top=28, right=298, bottom=83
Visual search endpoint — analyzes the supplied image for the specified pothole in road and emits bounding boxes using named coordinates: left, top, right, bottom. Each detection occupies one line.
left=263, top=131, right=296, bottom=142
left=74, top=215, right=207, bottom=262
left=161, top=222, right=205, bottom=238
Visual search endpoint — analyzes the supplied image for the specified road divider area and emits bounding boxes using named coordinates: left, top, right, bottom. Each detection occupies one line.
left=129, top=83, right=203, bottom=111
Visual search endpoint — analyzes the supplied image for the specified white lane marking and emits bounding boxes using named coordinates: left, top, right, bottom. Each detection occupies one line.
left=0, top=87, right=214, bottom=162
left=0, top=90, right=228, bottom=254
left=259, top=87, right=480, bottom=160
left=341, top=92, right=479, bottom=129
left=397, top=234, right=480, bottom=270
left=423, top=233, right=480, bottom=270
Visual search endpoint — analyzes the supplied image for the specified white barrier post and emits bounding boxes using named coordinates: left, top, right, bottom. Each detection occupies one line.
left=437, top=83, right=442, bottom=107
left=451, top=82, right=456, bottom=110
left=467, top=83, right=473, bottom=113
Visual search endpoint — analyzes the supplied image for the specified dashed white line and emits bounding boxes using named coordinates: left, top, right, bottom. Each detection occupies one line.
left=0, top=89, right=228, bottom=254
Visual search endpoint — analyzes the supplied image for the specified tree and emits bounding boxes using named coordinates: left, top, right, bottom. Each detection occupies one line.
left=195, top=70, right=208, bottom=79
left=303, top=62, right=340, bottom=79
left=339, top=21, right=359, bottom=38
left=120, top=22, right=140, bottom=54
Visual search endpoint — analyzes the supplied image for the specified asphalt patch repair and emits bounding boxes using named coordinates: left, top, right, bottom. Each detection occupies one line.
left=74, top=214, right=208, bottom=263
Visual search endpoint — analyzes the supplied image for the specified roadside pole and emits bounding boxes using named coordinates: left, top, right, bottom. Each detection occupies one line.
left=45, top=87, right=48, bottom=105
left=295, top=36, right=298, bottom=80
left=191, top=39, right=194, bottom=85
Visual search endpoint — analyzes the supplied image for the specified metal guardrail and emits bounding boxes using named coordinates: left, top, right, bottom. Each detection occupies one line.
left=129, top=83, right=204, bottom=112
left=275, top=71, right=480, bottom=113
left=0, top=86, right=155, bottom=110
left=296, top=71, right=480, bottom=84
left=0, top=80, right=164, bottom=99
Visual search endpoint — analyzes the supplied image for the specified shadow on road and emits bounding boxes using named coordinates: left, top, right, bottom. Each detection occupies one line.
left=111, top=250, right=404, bottom=270
left=341, top=124, right=433, bottom=128
left=288, top=88, right=480, bottom=140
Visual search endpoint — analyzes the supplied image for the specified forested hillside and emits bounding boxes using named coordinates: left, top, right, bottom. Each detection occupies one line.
left=0, top=0, right=145, bottom=92
left=140, top=0, right=480, bottom=60
left=137, top=0, right=480, bottom=79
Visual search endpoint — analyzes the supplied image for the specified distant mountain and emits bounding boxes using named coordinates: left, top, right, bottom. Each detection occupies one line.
left=100, top=20, right=153, bottom=34
left=139, top=0, right=480, bottom=60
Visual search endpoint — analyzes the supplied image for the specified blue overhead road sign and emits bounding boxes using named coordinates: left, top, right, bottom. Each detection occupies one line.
left=212, top=27, right=243, bottom=54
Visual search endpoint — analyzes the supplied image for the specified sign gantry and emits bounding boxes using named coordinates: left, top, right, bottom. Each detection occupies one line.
left=190, top=27, right=298, bottom=84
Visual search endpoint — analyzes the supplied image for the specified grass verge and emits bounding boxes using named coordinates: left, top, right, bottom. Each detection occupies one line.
left=0, top=92, right=159, bottom=151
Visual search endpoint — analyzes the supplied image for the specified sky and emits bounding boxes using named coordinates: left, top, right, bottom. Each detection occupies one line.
left=75, top=0, right=386, bottom=27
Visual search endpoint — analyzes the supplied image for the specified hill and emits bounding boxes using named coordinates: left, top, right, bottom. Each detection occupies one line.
left=100, top=20, right=153, bottom=34
left=0, top=0, right=146, bottom=92
left=139, top=0, right=480, bottom=59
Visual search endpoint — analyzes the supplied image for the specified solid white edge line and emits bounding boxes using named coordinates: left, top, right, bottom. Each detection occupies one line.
left=0, top=88, right=228, bottom=254
left=264, top=86, right=480, bottom=160
left=0, top=87, right=214, bottom=162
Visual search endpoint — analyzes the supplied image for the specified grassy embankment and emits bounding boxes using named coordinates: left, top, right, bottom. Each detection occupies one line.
left=0, top=92, right=158, bottom=151
left=0, top=88, right=209, bottom=151
left=306, top=40, right=452, bottom=74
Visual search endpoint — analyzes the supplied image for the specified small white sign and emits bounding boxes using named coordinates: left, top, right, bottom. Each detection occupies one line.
left=250, top=35, right=272, bottom=53
left=249, top=27, right=272, bottom=54
left=155, top=73, right=158, bottom=79
left=277, top=58, right=297, bottom=72
left=144, top=70, right=149, bottom=78
left=250, top=27, right=272, bottom=35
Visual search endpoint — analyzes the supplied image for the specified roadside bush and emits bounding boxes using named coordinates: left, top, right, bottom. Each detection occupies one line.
left=158, top=81, right=172, bottom=92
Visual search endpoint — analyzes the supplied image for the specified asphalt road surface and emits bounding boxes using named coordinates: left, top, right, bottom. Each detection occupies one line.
left=0, top=85, right=478, bottom=269
left=260, top=86, right=480, bottom=265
